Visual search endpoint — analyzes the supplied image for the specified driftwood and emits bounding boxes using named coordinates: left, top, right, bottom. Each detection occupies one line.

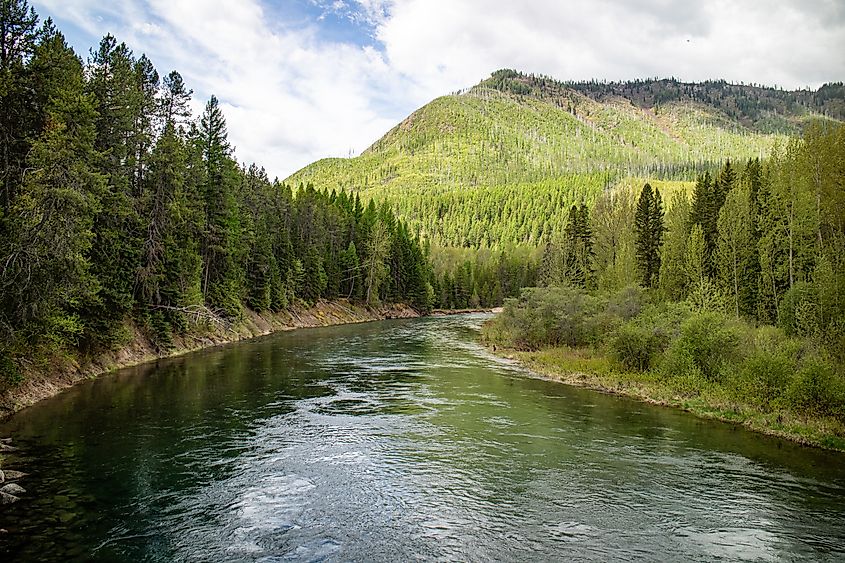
left=148, top=304, right=234, bottom=331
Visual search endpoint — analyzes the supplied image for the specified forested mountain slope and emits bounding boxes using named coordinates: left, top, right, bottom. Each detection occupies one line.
left=288, top=70, right=843, bottom=247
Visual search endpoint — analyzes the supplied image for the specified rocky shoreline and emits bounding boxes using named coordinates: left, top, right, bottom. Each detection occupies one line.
left=0, top=438, right=27, bottom=507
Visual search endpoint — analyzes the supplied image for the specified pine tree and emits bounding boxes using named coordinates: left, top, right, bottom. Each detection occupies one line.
left=577, top=202, right=595, bottom=288
left=198, top=95, right=240, bottom=316
left=0, top=26, right=104, bottom=348
left=634, top=183, right=664, bottom=287
left=161, top=71, right=192, bottom=128
left=739, top=158, right=762, bottom=316
left=0, top=0, right=39, bottom=214
left=83, top=35, right=146, bottom=349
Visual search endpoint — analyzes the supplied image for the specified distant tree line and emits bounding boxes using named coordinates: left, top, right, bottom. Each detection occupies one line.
left=430, top=246, right=539, bottom=310
left=483, top=69, right=845, bottom=129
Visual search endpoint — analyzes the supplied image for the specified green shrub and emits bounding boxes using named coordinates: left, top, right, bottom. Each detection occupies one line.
left=787, top=358, right=845, bottom=420
left=148, top=310, right=174, bottom=352
left=730, top=353, right=793, bottom=410
left=661, top=312, right=739, bottom=382
left=724, top=326, right=802, bottom=409
left=0, top=352, right=23, bottom=386
left=482, top=287, right=604, bottom=349
left=604, top=285, right=646, bottom=321
left=609, top=321, right=666, bottom=371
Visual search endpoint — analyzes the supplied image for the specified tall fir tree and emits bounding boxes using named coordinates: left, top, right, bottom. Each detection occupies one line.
left=634, top=183, right=664, bottom=288
left=0, top=0, right=39, bottom=214
left=198, top=95, right=240, bottom=316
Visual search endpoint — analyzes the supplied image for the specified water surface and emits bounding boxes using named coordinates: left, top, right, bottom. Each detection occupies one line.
left=1, top=314, right=844, bottom=561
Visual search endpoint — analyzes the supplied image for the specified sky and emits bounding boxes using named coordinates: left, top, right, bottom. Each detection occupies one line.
left=31, top=0, right=845, bottom=180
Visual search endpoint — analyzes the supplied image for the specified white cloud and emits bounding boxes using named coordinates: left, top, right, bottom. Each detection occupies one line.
left=34, top=0, right=403, bottom=179
left=376, top=0, right=845, bottom=97
left=30, top=0, right=845, bottom=179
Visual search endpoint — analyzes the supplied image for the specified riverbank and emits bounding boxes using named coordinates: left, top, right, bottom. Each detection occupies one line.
left=430, top=307, right=503, bottom=316
left=493, top=345, right=845, bottom=452
left=0, top=300, right=418, bottom=418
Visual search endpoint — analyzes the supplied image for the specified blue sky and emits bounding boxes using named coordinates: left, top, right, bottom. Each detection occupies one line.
left=30, top=0, right=845, bottom=180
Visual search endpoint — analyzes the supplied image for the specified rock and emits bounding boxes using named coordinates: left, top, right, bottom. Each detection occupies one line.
left=2, top=470, right=26, bottom=480
left=0, top=443, right=17, bottom=452
left=0, top=491, right=19, bottom=504
left=0, top=469, right=4, bottom=483
left=0, top=483, right=25, bottom=495
left=0, top=437, right=11, bottom=443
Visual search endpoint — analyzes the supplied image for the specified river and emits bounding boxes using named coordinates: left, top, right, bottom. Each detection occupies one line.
left=1, top=314, right=844, bottom=561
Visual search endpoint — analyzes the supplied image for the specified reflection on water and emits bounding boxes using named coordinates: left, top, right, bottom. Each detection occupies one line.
left=1, top=314, right=844, bottom=561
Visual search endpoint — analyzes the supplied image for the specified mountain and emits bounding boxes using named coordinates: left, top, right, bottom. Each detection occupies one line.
left=287, top=70, right=843, bottom=247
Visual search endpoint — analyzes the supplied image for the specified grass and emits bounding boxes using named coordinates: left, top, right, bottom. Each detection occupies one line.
left=503, top=345, right=845, bottom=452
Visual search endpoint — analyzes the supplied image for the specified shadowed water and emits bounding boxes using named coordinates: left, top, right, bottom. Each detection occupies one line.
left=1, top=313, right=844, bottom=561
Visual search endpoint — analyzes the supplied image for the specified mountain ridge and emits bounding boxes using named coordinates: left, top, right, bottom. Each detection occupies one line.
left=286, top=70, right=843, bottom=247
left=479, top=69, right=845, bottom=132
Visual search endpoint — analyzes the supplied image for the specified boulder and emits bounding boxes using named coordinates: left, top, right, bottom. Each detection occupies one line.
left=2, top=470, right=26, bottom=480
left=0, top=443, right=17, bottom=452
left=0, top=470, right=4, bottom=483
left=0, top=483, right=25, bottom=495
left=0, top=491, right=19, bottom=505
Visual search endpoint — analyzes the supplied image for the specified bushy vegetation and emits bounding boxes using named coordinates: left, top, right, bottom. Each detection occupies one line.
left=484, top=120, right=845, bottom=429
left=483, top=287, right=845, bottom=423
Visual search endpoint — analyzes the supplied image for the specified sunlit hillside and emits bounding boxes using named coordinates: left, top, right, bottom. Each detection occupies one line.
left=288, top=70, right=840, bottom=247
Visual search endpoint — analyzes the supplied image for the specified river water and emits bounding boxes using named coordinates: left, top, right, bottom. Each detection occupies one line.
left=1, top=314, right=844, bottom=561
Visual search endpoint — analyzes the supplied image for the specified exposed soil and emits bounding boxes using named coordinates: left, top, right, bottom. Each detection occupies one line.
left=1, top=300, right=418, bottom=418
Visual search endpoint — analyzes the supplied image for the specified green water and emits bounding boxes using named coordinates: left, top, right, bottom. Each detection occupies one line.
left=1, top=314, right=844, bottom=561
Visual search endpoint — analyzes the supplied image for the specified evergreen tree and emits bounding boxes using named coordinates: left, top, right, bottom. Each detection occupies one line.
left=82, top=35, right=146, bottom=349
left=0, top=0, right=39, bottom=214
left=0, top=26, right=103, bottom=349
left=198, top=95, right=240, bottom=316
left=739, top=158, right=763, bottom=316
left=161, top=71, right=192, bottom=128
left=634, top=183, right=664, bottom=288
left=541, top=203, right=594, bottom=288
left=0, top=7, right=442, bottom=381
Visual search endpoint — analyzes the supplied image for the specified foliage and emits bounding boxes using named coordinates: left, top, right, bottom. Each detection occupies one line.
left=486, top=285, right=845, bottom=423
left=634, top=183, right=665, bottom=287
left=787, top=358, right=845, bottom=420
left=609, top=321, right=666, bottom=372
left=482, top=287, right=603, bottom=350
left=288, top=70, right=798, bottom=247
left=541, top=203, right=595, bottom=288
left=0, top=3, right=435, bottom=385
left=660, top=312, right=740, bottom=382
